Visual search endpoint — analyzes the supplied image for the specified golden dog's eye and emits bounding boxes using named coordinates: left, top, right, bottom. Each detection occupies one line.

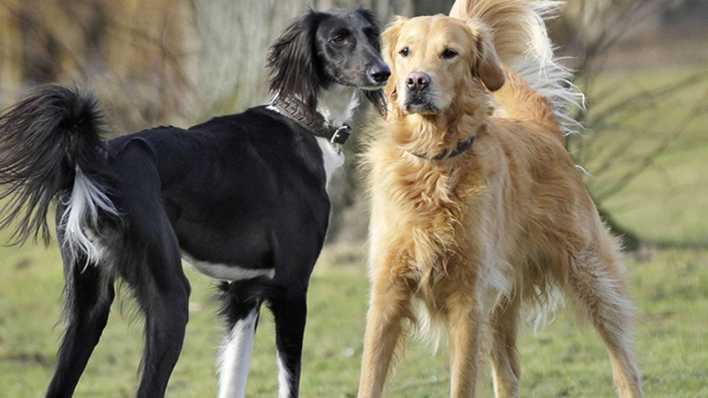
left=399, top=47, right=410, bottom=57
left=441, top=48, right=458, bottom=59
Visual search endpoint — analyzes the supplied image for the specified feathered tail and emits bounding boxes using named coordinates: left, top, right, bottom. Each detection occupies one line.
left=450, top=0, right=584, bottom=135
left=0, top=85, right=118, bottom=263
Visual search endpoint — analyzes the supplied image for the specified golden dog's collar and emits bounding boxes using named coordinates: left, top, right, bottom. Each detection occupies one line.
left=408, top=134, right=477, bottom=161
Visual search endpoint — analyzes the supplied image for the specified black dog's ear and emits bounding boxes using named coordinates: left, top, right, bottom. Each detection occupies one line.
left=267, top=12, right=324, bottom=108
left=356, top=8, right=382, bottom=50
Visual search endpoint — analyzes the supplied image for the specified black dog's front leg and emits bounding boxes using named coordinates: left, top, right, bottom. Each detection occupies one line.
left=271, top=292, right=307, bottom=398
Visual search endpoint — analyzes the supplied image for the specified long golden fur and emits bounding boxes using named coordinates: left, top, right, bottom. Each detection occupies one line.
left=357, top=1, right=642, bottom=397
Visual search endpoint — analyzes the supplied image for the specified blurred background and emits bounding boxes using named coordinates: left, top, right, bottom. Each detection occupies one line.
left=1, top=1, right=707, bottom=397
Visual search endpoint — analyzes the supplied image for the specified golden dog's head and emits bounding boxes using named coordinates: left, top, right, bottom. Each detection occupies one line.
left=382, top=15, right=504, bottom=117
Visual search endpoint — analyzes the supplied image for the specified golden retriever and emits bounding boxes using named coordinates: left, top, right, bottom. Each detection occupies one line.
left=357, top=1, right=643, bottom=397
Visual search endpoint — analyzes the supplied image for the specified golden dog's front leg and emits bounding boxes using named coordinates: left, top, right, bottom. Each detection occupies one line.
left=489, top=296, right=521, bottom=398
left=357, top=274, right=411, bottom=398
left=446, top=291, right=482, bottom=398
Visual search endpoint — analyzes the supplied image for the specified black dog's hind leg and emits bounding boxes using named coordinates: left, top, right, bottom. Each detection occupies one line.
left=217, top=281, right=264, bottom=398
left=132, top=263, right=190, bottom=398
left=271, top=290, right=308, bottom=398
left=112, top=142, right=190, bottom=398
left=46, top=258, right=114, bottom=398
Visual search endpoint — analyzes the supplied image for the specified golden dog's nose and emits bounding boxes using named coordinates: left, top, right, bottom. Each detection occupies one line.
left=406, top=72, right=431, bottom=91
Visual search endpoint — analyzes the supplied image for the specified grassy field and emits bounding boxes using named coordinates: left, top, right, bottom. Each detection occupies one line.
left=2, top=245, right=708, bottom=397
left=1, top=64, right=707, bottom=397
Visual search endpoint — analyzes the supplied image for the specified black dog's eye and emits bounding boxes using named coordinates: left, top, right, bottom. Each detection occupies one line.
left=330, top=30, right=351, bottom=44
left=399, top=47, right=410, bottom=57
left=441, top=48, right=458, bottom=59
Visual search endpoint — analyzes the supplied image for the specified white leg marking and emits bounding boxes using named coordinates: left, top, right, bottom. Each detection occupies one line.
left=277, top=351, right=292, bottom=398
left=218, top=309, right=258, bottom=398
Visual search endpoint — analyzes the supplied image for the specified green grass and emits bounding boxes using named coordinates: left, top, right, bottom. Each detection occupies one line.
left=2, top=245, right=708, bottom=397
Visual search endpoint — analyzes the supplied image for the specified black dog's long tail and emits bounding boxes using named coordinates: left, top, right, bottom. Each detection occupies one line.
left=0, top=85, right=117, bottom=261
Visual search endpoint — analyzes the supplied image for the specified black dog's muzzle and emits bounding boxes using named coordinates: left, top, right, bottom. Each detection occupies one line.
left=367, top=64, right=391, bottom=86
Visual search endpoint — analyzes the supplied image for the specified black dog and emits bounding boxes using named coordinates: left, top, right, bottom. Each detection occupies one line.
left=0, top=8, right=388, bottom=398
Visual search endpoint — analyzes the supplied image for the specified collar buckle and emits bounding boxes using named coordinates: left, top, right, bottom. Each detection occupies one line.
left=330, top=124, right=351, bottom=145
left=271, top=96, right=353, bottom=145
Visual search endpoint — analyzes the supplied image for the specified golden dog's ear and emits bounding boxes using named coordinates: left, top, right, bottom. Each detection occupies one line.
left=381, top=16, right=408, bottom=103
left=468, top=23, right=505, bottom=92
left=382, top=16, right=408, bottom=66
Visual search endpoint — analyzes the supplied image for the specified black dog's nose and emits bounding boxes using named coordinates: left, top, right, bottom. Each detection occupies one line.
left=406, top=72, right=431, bottom=91
left=368, top=65, right=391, bottom=84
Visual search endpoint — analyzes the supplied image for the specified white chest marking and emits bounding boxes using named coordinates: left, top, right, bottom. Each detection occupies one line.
left=268, top=84, right=358, bottom=193
left=218, top=309, right=258, bottom=398
left=181, top=253, right=274, bottom=281
left=316, top=83, right=359, bottom=126
left=315, top=137, right=345, bottom=191
left=314, top=84, right=357, bottom=191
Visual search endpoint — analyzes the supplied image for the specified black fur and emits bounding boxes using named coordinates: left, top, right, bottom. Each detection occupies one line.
left=268, top=12, right=325, bottom=107
left=0, top=85, right=113, bottom=244
left=0, top=8, right=388, bottom=398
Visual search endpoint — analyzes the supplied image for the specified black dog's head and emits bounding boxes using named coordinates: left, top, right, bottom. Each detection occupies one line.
left=267, top=8, right=389, bottom=114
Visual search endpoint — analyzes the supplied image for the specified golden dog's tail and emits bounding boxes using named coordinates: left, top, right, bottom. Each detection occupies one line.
left=450, top=0, right=583, bottom=137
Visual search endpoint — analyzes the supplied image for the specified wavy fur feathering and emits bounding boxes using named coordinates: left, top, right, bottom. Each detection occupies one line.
left=0, top=85, right=118, bottom=264
left=450, top=0, right=584, bottom=135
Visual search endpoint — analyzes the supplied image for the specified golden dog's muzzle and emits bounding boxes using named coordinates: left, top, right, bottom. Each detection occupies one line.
left=403, top=71, right=438, bottom=114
